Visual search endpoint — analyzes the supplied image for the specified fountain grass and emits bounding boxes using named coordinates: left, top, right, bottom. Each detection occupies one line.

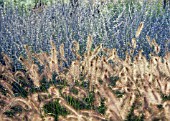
left=0, top=1, right=170, bottom=121
left=0, top=23, right=170, bottom=120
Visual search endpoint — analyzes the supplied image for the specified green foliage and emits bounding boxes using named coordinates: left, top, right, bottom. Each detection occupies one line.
left=43, top=100, right=69, bottom=121
left=162, top=94, right=170, bottom=101
left=39, top=76, right=50, bottom=91
left=65, top=95, right=86, bottom=110
left=125, top=103, right=144, bottom=121
left=80, top=80, right=89, bottom=89
left=4, top=110, right=15, bottom=117
left=12, top=82, right=28, bottom=98
left=4, top=105, right=23, bottom=118
left=157, top=104, right=163, bottom=110
left=70, top=87, right=78, bottom=95
left=50, top=72, right=68, bottom=89
left=0, top=0, right=3, bottom=6
left=0, top=0, right=169, bottom=120
left=0, top=84, right=7, bottom=95
left=64, top=91, right=95, bottom=110
left=145, top=0, right=166, bottom=18
left=98, top=79, right=103, bottom=84
left=83, top=92, right=95, bottom=109
left=97, top=98, right=106, bottom=114
left=2, top=0, right=54, bottom=13
left=113, top=90, right=125, bottom=98
left=109, top=76, right=119, bottom=87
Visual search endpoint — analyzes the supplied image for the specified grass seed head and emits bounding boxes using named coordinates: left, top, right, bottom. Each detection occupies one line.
left=86, top=35, right=93, bottom=55
left=131, top=38, right=136, bottom=49
left=136, top=22, right=144, bottom=38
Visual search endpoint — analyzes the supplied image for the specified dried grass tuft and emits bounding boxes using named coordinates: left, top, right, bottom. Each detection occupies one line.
left=0, top=26, right=170, bottom=121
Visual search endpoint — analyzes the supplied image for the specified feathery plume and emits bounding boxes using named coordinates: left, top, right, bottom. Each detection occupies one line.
left=131, top=38, right=136, bottom=49
left=136, top=22, right=144, bottom=38
left=59, top=43, right=65, bottom=60
left=86, top=35, right=93, bottom=55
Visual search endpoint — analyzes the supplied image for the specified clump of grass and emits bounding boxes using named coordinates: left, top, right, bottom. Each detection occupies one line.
left=43, top=100, right=69, bottom=121
left=0, top=23, right=170, bottom=121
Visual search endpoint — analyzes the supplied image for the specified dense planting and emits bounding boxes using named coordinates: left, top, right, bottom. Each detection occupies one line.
left=0, top=0, right=169, bottom=69
left=0, top=0, right=170, bottom=121
left=0, top=29, right=170, bottom=120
